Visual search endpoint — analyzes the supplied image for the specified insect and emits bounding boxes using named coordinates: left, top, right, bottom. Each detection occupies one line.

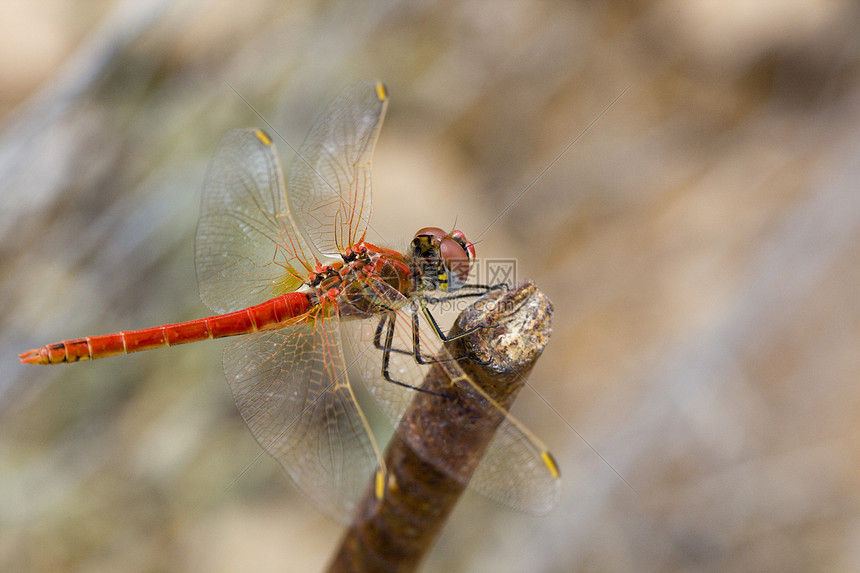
left=20, top=80, right=559, bottom=519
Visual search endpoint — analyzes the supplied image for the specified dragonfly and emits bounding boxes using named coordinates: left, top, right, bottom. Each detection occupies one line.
left=19, top=80, right=559, bottom=520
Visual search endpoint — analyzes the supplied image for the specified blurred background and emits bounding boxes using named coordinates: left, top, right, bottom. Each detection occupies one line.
left=2, top=0, right=860, bottom=571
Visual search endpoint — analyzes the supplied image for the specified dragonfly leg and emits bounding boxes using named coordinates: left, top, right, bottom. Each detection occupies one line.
left=411, top=301, right=492, bottom=366
left=421, top=284, right=510, bottom=341
left=375, top=287, right=503, bottom=395
left=421, top=282, right=506, bottom=305
left=378, top=311, right=445, bottom=397
left=418, top=295, right=494, bottom=345
left=373, top=313, right=412, bottom=357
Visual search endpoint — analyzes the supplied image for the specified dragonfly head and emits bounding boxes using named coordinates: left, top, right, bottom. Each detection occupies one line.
left=411, top=227, right=476, bottom=292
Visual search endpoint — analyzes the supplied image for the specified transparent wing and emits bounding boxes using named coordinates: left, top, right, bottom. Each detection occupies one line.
left=468, top=413, right=561, bottom=515
left=343, top=280, right=560, bottom=514
left=223, top=309, right=381, bottom=521
left=196, top=128, right=317, bottom=314
left=288, top=80, right=388, bottom=256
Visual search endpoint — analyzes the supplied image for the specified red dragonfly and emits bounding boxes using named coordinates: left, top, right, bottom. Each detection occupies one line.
left=20, top=80, right=559, bottom=519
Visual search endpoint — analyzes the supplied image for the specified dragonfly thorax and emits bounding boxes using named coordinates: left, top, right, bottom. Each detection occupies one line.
left=310, top=264, right=345, bottom=292
left=323, top=243, right=415, bottom=318
left=410, top=227, right=476, bottom=293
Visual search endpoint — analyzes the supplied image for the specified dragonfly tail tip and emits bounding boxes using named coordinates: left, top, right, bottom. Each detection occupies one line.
left=19, top=349, right=45, bottom=365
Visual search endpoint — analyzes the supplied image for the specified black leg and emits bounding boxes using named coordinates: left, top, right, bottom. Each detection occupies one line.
left=411, top=301, right=491, bottom=365
left=418, top=296, right=494, bottom=345
left=421, top=282, right=505, bottom=305
left=378, top=311, right=445, bottom=396
left=373, top=313, right=412, bottom=357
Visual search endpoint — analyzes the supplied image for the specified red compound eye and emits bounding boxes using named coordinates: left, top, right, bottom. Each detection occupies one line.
left=450, top=229, right=476, bottom=262
left=439, top=236, right=472, bottom=288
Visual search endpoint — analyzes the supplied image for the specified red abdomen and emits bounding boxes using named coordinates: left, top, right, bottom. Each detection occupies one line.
left=19, top=293, right=313, bottom=365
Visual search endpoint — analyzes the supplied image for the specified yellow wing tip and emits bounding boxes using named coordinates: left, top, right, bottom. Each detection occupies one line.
left=374, top=469, right=386, bottom=500
left=254, top=129, right=273, bottom=146
left=542, top=451, right=561, bottom=479
left=375, top=82, right=388, bottom=102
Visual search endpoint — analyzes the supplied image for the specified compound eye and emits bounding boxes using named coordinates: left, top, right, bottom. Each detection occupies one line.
left=449, top=229, right=476, bottom=262
left=413, top=227, right=447, bottom=244
left=439, top=237, right=472, bottom=290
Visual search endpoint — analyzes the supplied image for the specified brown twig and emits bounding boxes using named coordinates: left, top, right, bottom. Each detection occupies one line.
left=326, top=280, right=553, bottom=573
